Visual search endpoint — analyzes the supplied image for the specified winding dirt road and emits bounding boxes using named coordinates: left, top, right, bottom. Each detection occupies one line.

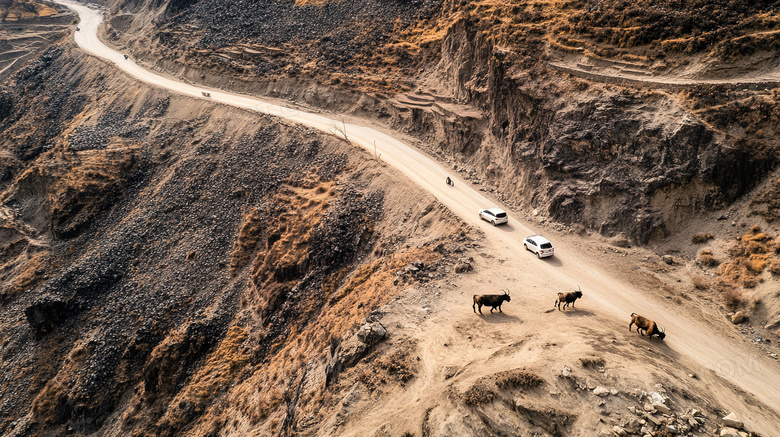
left=56, top=1, right=780, bottom=434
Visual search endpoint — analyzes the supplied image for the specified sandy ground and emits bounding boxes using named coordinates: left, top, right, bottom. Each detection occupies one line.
left=54, top=1, right=780, bottom=434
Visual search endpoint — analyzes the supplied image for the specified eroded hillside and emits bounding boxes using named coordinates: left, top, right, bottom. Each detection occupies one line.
left=2, top=0, right=780, bottom=435
left=0, top=43, right=471, bottom=435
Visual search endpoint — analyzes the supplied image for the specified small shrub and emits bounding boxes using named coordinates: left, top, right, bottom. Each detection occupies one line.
left=495, top=369, right=544, bottom=388
left=698, top=253, right=719, bottom=267
left=579, top=357, right=605, bottom=368
left=743, top=256, right=767, bottom=273
left=743, top=276, right=758, bottom=288
left=692, top=275, right=710, bottom=290
left=745, top=232, right=770, bottom=243
left=769, top=261, right=780, bottom=276
left=692, top=233, right=713, bottom=244
left=746, top=241, right=766, bottom=254
left=462, top=383, right=496, bottom=406
left=723, top=289, right=745, bottom=310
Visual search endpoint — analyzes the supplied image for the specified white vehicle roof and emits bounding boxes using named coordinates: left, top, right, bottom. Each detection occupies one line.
left=527, top=235, right=551, bottom=244
left=482, top=208, right=506, bottom=214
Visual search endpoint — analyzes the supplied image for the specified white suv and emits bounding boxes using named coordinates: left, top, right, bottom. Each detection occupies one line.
left=524, top=235, right=554, bottom=258
left=479, top=208, right=508, bottom=226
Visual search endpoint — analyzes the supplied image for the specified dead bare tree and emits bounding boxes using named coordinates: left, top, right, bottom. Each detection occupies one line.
left=331, top=119, right=348, bottom=142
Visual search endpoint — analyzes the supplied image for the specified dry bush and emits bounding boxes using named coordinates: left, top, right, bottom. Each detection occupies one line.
left=698, top=252, right=719, bottom=268
left=723, top=289, right=746, bottom=311
left=579, top=357, right=605, bottom=368
left=743, top=255, right=767, bottom=273
left=692, top=275, right=710, bottom=290
left=360, top=347, right=416, bottom=389
left=230, top=208, right=264, bottom=271
left=692, top=233, right=713, bottom=244
left=743, top=276, right=758, bottom=288
left=462, top=383, right=496, bottom=406
left=769, top=261, right=780, bottom=276
left=495, top=369, right=544, bottom=389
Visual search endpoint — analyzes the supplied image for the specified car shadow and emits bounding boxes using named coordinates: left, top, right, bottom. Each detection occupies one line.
left=475, top=312, right=521, bottom=323
left=532, top=255, right=563, bottom=267
left=493, top=223, right=516, bottom=232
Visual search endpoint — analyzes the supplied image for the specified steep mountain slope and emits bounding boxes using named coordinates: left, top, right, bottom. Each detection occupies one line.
left=2, top=0, right=780, bottom=436
left=0, top=43, right=469, bottom=435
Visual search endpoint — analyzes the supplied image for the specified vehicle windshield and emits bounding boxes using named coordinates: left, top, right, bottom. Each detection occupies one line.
left=540, top=243, right=552, bottom=249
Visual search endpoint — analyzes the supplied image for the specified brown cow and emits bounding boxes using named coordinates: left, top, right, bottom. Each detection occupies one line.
left=473, top=290, right=510, bottom=315
left=555, top=285, right=583, bottom=311
left=629, top=313, right=666, bottom=340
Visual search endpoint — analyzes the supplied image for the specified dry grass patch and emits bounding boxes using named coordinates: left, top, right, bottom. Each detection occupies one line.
left=717, top=226, right=777, bottom=287
left=723, top=289, right=746, bottom=311
left=154, top=326, right=251, bottom=433
left=692, top=275, right=710, bottom=290
left=697, top=250, right=719, bottom=268
left=691, top=233, right=713, bottom=244
left=359, top=344, right=417, bottom=390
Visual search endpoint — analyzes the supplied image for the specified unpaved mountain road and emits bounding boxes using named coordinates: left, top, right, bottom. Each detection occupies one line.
left=55, top=1, right=780, bottom=434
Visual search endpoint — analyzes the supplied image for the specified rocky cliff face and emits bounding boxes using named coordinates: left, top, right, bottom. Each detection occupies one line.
left=105, top=0, right=780, bottom=244
left=413, top=15, right=780, bottom=243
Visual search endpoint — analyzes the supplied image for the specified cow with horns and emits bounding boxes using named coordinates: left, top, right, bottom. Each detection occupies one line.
left=473, top=289, right=511, bottom=315
left=555, top=285, right=583, bottom=311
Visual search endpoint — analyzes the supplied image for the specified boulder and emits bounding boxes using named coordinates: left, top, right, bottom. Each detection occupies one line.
left=719, top=427, right=740, bottom=437
left=653, top=402, right=671, bottom=414
left=721, top=412, right=743, bottom=429
left=645, top=413, right=663, bottom=426
left=648, top=391, right=665, bottom=404
left=612, top=425, right=627, bottom=436
left=593, top=386, right=610, bottom=396
left=455, top=262, right=473, bottom=273
left=731, top=311, right=746, bottom=324
left=662, top=255, right=675, bottom=265
left=357, top=322, right=387, bottom=345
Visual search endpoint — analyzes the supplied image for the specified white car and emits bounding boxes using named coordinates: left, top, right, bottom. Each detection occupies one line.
left=478, top=208, right=508, bottom=226
left=524, top=235, right=554, bottom=258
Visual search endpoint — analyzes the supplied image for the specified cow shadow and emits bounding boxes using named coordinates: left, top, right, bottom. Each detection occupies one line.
left=556, top=308, right=595, bottom=317
left=628, top=334, right=680, bottom=357
left=475, top=312, right=521, bottom=324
